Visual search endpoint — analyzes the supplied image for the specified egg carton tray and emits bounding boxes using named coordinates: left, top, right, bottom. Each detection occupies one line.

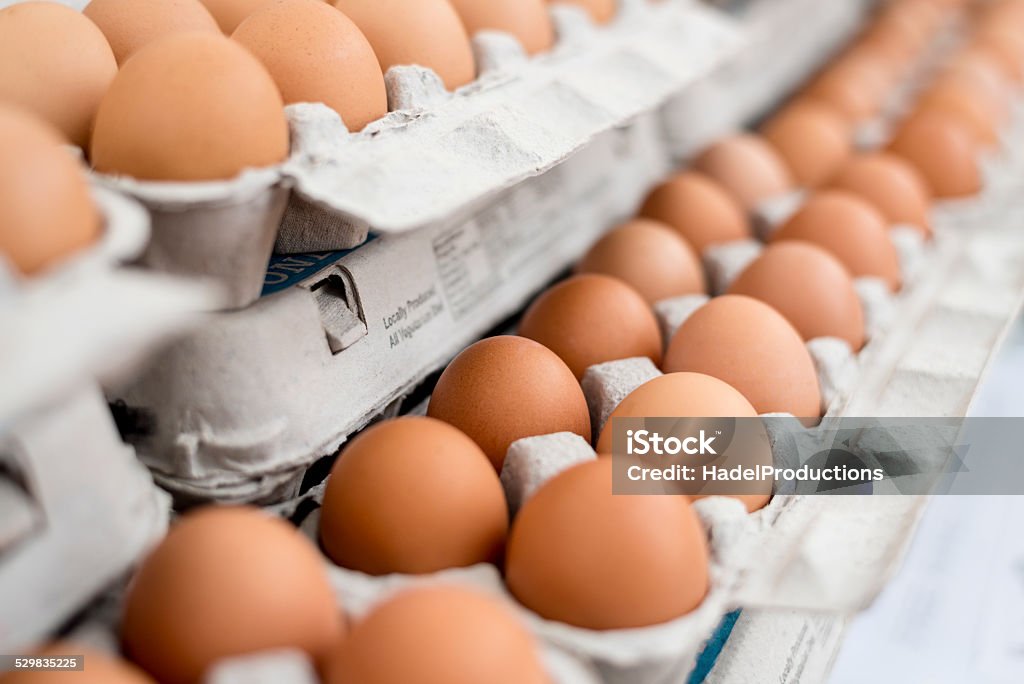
left=87, top=0, right=740, bottom=312
left=0, top=385, right=170, bottom=653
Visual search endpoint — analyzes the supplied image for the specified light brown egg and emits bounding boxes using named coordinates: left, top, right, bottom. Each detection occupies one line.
left=827, top=152, right=932, bottom=236
left=944, top=48, right=1012, bottom=117
left=0, top=644, right=154, bottom=684
left=0, top=2, right=116, bottom=149
left=662, top=296, right=822, bottom=417
left=319, top=416, right=508, bottom=575
left=770, top=190, right=901, bottom=291
left=639, top=172, right=751, bottom=253
left=326, top=586, right=548, bottom=684
left=121, top=506, right=343, bottom=684
left=761, top=101, right=852, bottom=187
left=200, top=0, right=273, bottom=33
left=334, top=0, right=475, bottom=91
left=692, top=134, right=794, bottom=211
left=232, top=0, right=386, bottom=132
left=575, top=219, right=706, bottom=304
left=886, top=110, right=981, bottom=199
left=549, top=0, right=616, bottom=24
left=917, top=79, right=1002, bottom=147
left=91, top=33, right=288, bottom=181
left=505, top=458, right=710, bottom=629
left=518, top=274, right=663, bottom=379
left=0, top=105, right=100, bottom=276
left=448, top=0, right=554, bottom=55
left=728, top=242, right=866, bottom=352
left=594, top=372, right=771, bottom=513
left=84, top=0, right=220, bottom=65
left=427, top=336, right=591, bottom=470
left=802, top=60, right=885, bottom=123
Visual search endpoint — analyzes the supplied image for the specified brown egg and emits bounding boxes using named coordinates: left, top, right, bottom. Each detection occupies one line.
left=427, top=336, right=591, bottom=470
left=575, top=219, right=706, bottom=304
left=448, top=0, right=554, bottom=55
left=232, top=0, right=386, bottom=132
left=974, top=26, right=1024, bottom=82
left=771, top=190, right=901, bottom=290
left=121, top=506, right=343, bottom=684
left=549, top=0, right=616, bottom=24
left=200, top=0, right=273, bottom=33
left=506, top=458, right=709, bottom=629
left=91, top=33, right=289, bottom=181
left=639, top=172, right=751, bottom=253
left=917, top=79, right=1002, bottom=147
left=692, top=134, right=794, bottom=211
left=319, top=417, right=508, bottom=575
left=326, top=586, right=548, bottom=684
left=945, top=48, right=1012, bottom=115
left=662, top=295, right=822, bottom=417
left=0, top=105, right=100, bottom=276
left=728, top=242, right=866, bottom=352
left=334, top=0, right=475, bottom=91
left=0, top=2, right=116, bottom=149
left=0, top=644, right=153, bottom=684
left=761, top=101, right=852, bottom=187
left=827, top=152, right=932, bottom=236
left=518, top=274, right=663, bottom=380
left=84, top=0, right=220, bottom=65
left=886, top=110, right=981, bottom=199
left=594, top=372, right=770, bottom=513
left=802, top=60, right=885, bottom=123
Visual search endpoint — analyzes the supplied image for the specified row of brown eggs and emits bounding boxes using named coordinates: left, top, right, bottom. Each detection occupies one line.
left=7, top=0, right=1024, bottom=682
left=0, top=0, right=626, bottom=184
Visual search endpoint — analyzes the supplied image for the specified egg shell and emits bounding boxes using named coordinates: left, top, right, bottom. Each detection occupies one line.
left=90, top=33, right=289, bottom=181
left=802, top=60, right=884, bottom=123
left=639, top=172, right=751, bottom=253
left=505, top=458, right=710, bottom=630
left=200, top=0, right=273, bottom=33
left=0, top=2, right=117, bottom=149
left=917, top=79, right=1002, bottom=147
left=318, top=416, right=508, bottom=575
left=333, top=0, right=476, bottom=91
left=518, top=274, right=663, bottom=379
left=770, top=190, right=902, bottom=291
left=0, top=105, right=100, bottom=276
left=727, top=241, right=866, bottom=352
left=692, top=134, right=794, bottom=211
left=325, top=585, right=549, bottom=684
left=0, top=644, right=154, bottom=684
left=575, top=219, right=706, bottom=305
left=232, top=0, right=387, bottom=132
left=427, top=336, right=591, bottom=470
left=886, top=110, right=981, bottom=199
left=662, top=296, right=823, bottom=417
left=550, top=0, right=616, bottom=24
left=448, top=0, right=555, bottom=55
left=84, top=0, right=220, bottom=65
left=761, top=101, right=852, bottom=188
left=827, top=152, right=932, bottom=237
left=121, top=506, right=343, bottom=684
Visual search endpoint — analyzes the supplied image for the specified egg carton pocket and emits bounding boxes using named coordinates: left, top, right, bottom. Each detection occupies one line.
left=90, top=165, right=289, bottom=311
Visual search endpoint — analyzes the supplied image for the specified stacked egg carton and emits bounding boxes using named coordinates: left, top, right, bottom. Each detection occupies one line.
left=0, top=186, right=215, bottom=652
left=108, top=0, right=875, bottom=508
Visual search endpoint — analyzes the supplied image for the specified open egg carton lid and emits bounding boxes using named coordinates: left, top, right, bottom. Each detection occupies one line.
left=278, top=0, right=743, bottom=241
left=0, top=184, right=220, bottom=428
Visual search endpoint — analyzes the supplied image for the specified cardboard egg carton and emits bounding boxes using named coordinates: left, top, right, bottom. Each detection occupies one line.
left=88, top=0, right=742, bottom=311
left=662, top=0, right=874, bottom=157
left=0, top=386, right=170, bottom=653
